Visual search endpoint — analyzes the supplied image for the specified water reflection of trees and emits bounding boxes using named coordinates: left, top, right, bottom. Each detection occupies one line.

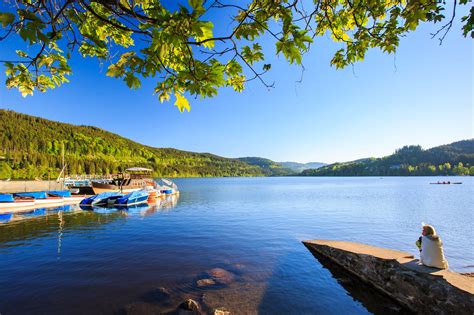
left=0, top=208, right=126, bottom=246
left=0, top=195, right=179, bottom=247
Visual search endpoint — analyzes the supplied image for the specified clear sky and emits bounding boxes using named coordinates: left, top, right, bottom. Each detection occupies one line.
left=0, top=5, right=472, bottom=163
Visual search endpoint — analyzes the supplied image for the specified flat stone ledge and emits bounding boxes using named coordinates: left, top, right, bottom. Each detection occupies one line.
left=303, top=240, right=474, bottom=314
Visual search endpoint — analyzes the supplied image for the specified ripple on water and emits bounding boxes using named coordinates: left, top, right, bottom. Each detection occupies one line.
left=0, top=177, right=471, bottom=314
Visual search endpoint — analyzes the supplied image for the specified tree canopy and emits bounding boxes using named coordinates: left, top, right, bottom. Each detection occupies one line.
left=0, top=0, right=472, bottom=111
left=0, top=109, right=268, bottom=179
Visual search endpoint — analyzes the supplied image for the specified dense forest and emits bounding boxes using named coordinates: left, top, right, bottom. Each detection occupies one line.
left=0, top=110, right=266, bottom=179
left=236, top=157, right=296, bottom=176
left=301, top=141, right=474, bottom=176
left=1, top=110, right=472, bottom=179
left=279, top=161, right=327, bottom=172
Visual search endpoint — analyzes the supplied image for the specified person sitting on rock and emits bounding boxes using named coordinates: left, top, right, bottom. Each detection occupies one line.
left=416, top=224, right=449, bottom=269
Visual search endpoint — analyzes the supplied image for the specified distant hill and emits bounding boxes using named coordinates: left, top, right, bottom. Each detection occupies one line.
left=301, top=140, right=474, bottom=176
left=279, top=161, right=327, bottom=172
left=236, top=158, right=327, bottom=175
left=237, top=157, right=296, bottom=176
left=0, top=110, right=267, bottom=179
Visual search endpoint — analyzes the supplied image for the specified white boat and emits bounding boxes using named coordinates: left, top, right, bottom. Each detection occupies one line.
left=0, top=200, right=36, bottom=213
left=34, top=197, right=65, bottom=207
left=62, top=196, right=86, bottom=204
left=0, top=193, right=36, bottom=213
left=157, top=178, right=179, bottom=195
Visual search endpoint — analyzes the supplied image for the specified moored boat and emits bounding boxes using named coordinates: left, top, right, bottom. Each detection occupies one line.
left=63, top=195, right=86, bottom=204
left=80, top=192, right=123, bottom=207
left=49, top=190, right=85, bottom=204
left=91, top=168, right=155, bottom=194
left=14, top=191, right=65, bottom=207
left=113, top=190, right=149, bottom=207
left=144, top=186, right=161, bottom=203
left=48, top=190, right=71, bottom=197
left=0, top=212, right=13, bottom=223
left=0, top=193, right=36, bottom=213
left=157, top=178, right=179, bottom=196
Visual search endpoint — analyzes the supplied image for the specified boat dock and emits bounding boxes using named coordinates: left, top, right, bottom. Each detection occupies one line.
left=0, top=180, right=64, bottom=194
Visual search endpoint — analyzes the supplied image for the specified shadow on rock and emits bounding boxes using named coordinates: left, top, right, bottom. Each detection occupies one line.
left=305, top=246, right=413, bottom=315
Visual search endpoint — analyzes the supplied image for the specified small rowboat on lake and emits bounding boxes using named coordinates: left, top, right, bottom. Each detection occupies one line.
left=15, top=191, right=64, bottom=207
left=48, top=190, right=85, bottom=204
left=0, top=194, right=35, bottom=213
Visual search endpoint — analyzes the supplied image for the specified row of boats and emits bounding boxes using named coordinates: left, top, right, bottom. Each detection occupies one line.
left=0, top=195, right=179, bottom=225
left=0, top=175, right=179, bottom=213
left=0, top=190, right=84, bottom=212
left=79, top=186, right=176, bottom=208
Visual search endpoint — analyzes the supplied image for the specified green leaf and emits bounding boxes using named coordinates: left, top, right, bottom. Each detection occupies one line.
left=188, top=0, right=203, bottom=10
left=16, top=50, right=28, bottom=58
left=174, top=92, right=191, bottom=112
left=124, top=73, right=141, bottom=89
left=195, top=21, right=214, bottom=48
left=0, top=12, right=14, bottom=27
left=159, top=91, right=170, bottom=103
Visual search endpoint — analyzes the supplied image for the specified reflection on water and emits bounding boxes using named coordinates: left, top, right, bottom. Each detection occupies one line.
left=0, top=195, right=179, bottom=250
left=0, top=178, right=472, bottom=314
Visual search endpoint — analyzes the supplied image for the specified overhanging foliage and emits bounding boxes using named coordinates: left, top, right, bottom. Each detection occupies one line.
left=0, top=0, right=472, bottom=111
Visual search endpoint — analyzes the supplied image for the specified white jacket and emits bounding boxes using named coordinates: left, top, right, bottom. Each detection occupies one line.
left=420, top=235, right=449, bottom=269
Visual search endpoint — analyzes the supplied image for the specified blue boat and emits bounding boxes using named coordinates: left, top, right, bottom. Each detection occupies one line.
left=114, top=190, right=149, bottom=207
left=0, top=194, right=15, bottom=202
left=0, top=213, right=13, bottom=223
left=14, top=191, right=48, bottom=199
left=0, top=193, right=36, bottom=210
left=48, top=190, right=72, bottom=197
left=80, top=192, right=123, bottom=207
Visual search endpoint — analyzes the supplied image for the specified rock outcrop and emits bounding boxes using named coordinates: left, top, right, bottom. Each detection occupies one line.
left=303, top=240, right=474, bottom=314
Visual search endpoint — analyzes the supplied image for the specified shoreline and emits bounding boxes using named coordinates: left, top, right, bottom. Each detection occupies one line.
left=303, top=240, right=474, bottom=313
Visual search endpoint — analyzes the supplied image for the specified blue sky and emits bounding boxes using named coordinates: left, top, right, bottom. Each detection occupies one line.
left=0, top=4, right=472, bottom=163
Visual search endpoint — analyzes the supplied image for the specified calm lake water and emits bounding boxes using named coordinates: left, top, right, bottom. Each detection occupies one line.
left=0, top=177, right=472, bottom=314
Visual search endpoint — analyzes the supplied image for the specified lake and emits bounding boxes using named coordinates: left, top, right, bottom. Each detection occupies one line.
left=0, top=177, right=472, bottom=314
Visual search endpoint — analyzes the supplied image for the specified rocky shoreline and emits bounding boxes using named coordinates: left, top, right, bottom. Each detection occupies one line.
left=303, top=240, right=474, bottom=314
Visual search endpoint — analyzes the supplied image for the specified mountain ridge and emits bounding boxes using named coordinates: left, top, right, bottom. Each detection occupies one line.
left=1, top=109, right=472, bottom=179
left=0, top=110, right=267, bottom=179
left=301, top=140, right=474, bottom=176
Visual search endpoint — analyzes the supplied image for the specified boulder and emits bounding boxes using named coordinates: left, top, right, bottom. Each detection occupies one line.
left=206, top=268, right=235, bottom=285
left=214, top=307, right=231, bottom=315
left=178, top=299, right=201, bottom=312
left=196, top=278, right=216, bottom=287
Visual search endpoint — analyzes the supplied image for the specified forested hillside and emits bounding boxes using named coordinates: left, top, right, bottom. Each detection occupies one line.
left=301, top=141, right=474, bottom=176
left=279, top=161, right=326, bottom=172
left=237, top=157, right=295, bottom=176
left=0, top=110, right=265, bottom=179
